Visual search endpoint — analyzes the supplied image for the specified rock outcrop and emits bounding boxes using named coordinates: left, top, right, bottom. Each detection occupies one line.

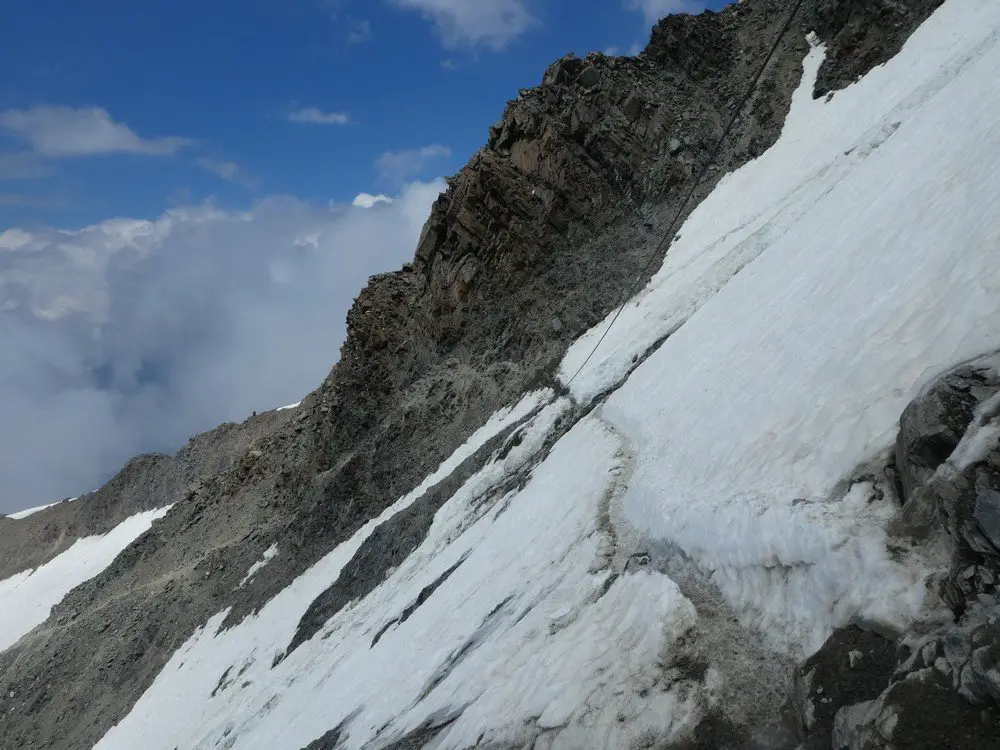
left=810, top=0, right=947, bottom=97
left=789, top=353, right=1000, bottom=749
left=0, top=1, right=965, bottom=748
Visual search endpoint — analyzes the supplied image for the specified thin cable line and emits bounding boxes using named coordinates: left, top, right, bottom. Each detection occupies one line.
left=564, top=0, right=807, bottom=388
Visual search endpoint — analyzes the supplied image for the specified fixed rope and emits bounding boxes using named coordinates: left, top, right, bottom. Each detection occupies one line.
left=563, top=0, right=808, bottom=388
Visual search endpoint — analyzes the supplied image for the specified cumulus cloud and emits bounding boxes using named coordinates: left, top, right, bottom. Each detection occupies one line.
left=288, top=107, right=351, bottom=125
left=0, top=106, right=192, bottom=158
left=375, top=144, right=451, bottom=186
left=352, top=192, right=393, bottom=208
left=0, top=180, right=445, bottom=512
left=624, top=0, right=700, bottom=25
left=392, top=0, right=537, bottom=50
left=197, top=157, right=260, bottom=188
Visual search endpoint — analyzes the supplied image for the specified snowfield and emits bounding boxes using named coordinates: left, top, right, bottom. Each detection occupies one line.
left=0, top=507, right=171, bottom=653
left=91, top=0, right=1000, bottom=747
left=4, top=496, right=77, bottom=520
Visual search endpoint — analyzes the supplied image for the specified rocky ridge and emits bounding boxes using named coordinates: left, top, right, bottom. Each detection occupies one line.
left=0, top=1, right=961, bottom=748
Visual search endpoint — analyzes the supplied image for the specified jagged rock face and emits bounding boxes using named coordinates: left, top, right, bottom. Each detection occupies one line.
left=0, top=2, right=960, bottom=749
left=896, top=354, right=1000, bottom=618
left=810, top=0, right=948, bottom=98
left=790, top=354, right=1000, bottom=749
left=410, top=0, right=809, bottom=350
left=894, top=366, right=986, bottom=505
left=826, top=604, right=1000, bottom=749
left=790, top=627, right=899, bottom=747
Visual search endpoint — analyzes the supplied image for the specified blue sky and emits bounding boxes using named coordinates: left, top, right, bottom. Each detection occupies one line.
left=0, top=0, right=722, bottom=228
left=0, top=0, right=726, bottom=511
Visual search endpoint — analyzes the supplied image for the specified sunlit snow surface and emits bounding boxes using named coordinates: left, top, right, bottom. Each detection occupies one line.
left=0, top=507, right=171, bottom=653
left=565, top=0, right=1000, bottom=653
left=98, top=2, right=1000, bottom=747
left=4, top=496, right=77, bottom=520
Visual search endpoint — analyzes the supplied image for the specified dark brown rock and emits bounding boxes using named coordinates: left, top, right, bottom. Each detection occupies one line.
left=791, top=627, right=898, bottom=746
left=809, top=0, right=948, bottom=98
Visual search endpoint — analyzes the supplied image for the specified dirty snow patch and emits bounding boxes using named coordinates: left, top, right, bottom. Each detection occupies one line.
left=239, top=545, right=279, bottom=588
left=0, top=506, right=172, bottom=653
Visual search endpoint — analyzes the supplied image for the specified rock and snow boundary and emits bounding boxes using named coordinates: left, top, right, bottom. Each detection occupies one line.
left=90, top=1, right=1000, bottom=748
left=0, top=507, right=171, bottom=654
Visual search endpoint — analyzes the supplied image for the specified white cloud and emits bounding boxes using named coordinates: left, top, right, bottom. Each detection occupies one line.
left=375, top=144, right=451, bottom=186
left=0, top=106, right=191, bottom=158
left=352, top=192, right=393, bottom=208
left=0, top=180, right=445, bottom=512
left=197, top=158, right=260, bottom=188
left=288, top=107, right=351, bottom=125
left=624, top=0, right=696, bottom=25
left=392, top=0, right=537, bottom=50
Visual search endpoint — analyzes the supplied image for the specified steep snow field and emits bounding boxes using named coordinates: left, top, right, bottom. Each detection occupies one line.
left=0, top=507, right=171, bottom=653
left=95, top=1, right=1000, bottom=747
left=563, top=0, right=1000, bottom=655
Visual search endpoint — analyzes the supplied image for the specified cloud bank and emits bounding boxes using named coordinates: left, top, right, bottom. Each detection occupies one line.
left=0, top=180, right=444, bottom=512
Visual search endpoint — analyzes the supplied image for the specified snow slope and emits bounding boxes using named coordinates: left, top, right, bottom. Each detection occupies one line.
left=95, top=1, right=1000, bottom=747
left=585, top=0, right=1000, bottom=655
left=4, top=496, right=77, bottom=520
left=0, top=507, right=171, bottom=653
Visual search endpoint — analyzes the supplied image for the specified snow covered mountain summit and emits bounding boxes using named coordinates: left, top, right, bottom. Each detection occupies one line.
left=3, top=0, right=1000, bottom=748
